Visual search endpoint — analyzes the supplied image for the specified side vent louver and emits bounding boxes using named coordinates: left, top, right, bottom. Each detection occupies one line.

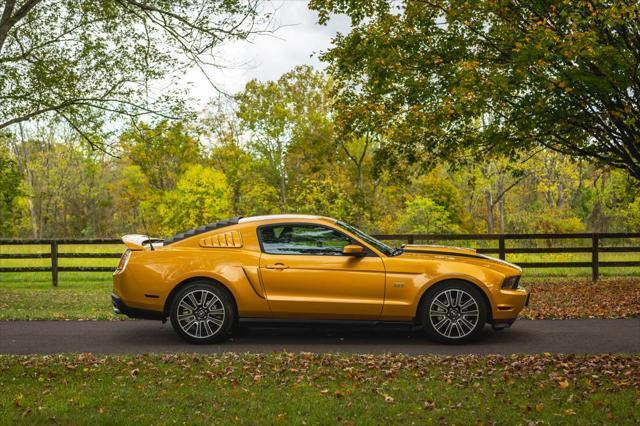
left=199, top=230, right=243, bottom=248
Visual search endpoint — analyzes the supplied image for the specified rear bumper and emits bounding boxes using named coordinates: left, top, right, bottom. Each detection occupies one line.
left=111, top=294, right=164, bottom=321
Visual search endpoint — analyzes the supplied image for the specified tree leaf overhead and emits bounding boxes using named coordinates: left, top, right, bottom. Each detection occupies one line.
left=310, top=0, right=640, bottom=179
left=0, top=0, right=269, bottom=150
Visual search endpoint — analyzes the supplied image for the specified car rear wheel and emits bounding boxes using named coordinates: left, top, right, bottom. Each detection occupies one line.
left=170, top=282, right=235, bottom=344
left=419, top=281, right=487, bottom=344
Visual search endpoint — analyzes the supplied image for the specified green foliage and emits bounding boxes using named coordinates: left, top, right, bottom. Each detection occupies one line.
left=509, top=208, right=586, bottom=235
left=236, top=66, right=335, bottom=208
left=311, top=0, right=640, bottom=180
left=108, top=164, right=154, bottom=234
left=0, top=0, right=267, bottom=148
left=624, top=196, right=640, bottom=230
left=0, top=140, right=24, bottom=236
left=409, top=169, right=468, bottom=227
left=2, top=65, right=640, bottom=238
left=15, top=138, right=118, bottom=238
left=398, top=196, right=460, bottom=234
left=153, top=164, right=232, bottom=235
left=119, top=121, right=201, bottom=191
left=206, top=115, right=280, bottom=217
left=292, top=177, right=362, bottom=222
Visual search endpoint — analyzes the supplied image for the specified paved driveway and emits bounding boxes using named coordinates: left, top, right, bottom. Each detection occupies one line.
left=1, top=319, right=638, bottom=355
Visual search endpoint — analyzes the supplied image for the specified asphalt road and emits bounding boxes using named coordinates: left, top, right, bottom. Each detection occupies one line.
left=1, top=319, right=638, bottom=355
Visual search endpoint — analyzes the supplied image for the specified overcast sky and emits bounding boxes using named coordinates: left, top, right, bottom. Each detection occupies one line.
left=180, top=1, right=351, bottom=107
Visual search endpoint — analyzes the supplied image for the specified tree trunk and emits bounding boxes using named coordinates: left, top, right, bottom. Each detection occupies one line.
left=26, top=197, right=38, bottom=238
left=233, top=186, right=241, bottom=214
left=484, top=190, right=494, bottom=234
left=557, top=180, right=564, bottom=208
left=279, top=173, right=287, bottom=209
left=499, top=195, right=505, bottom=234
left=0, top=0, right=16, bottom=53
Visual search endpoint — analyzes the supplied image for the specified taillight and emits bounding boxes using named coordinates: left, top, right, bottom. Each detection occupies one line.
left=114, top=249, right=131, bottom=274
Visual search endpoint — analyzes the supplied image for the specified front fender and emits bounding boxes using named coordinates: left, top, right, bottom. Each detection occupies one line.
left=381, top=257, right=506, bottom=321
left=413, top=272, right=499, bottom=313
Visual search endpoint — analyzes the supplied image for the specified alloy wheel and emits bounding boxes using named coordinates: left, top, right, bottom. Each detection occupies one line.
left=428, top=288, right=480, bottom=339
left=176, top=289, right=226, bottom=339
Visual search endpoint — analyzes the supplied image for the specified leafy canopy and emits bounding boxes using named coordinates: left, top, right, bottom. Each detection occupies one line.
left=0, top=0, right=268, bottom=150
left=310, top=0, right=640, bottom=180
left=0, top=137, right=23, bottom=235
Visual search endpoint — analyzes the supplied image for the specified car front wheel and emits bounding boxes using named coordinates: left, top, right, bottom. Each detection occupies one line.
left=170, top=282, right=235, bottom=344
left=420, top=281, right=488, bottom=344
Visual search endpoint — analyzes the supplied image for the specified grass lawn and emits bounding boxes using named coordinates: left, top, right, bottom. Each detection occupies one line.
left=0, top=272, right=116, bottom=320
left=1, top=243, right=639, bottom=320
left=0, top=273, right=639, bottom=321
left=0, top=353, right=638, bottom=425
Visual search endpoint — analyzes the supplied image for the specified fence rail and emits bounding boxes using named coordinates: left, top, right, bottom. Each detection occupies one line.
left=1, top=233, right=639, bottom=286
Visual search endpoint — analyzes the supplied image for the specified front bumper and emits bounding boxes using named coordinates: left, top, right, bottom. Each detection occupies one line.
left=111, top=294, right=165, bottom=321
left=492, top=286, right=530, bottom=320
left=490, top=287, right=530, bottom=329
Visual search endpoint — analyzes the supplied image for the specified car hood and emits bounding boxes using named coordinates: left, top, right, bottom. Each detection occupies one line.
left=400, top=244, right=522, bottom=273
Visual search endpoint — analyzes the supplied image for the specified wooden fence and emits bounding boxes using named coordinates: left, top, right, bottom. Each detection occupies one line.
left=0, top=238, right=121, bottom=286
left=374, top=232, right=640, bottom=282
left=0, top=233, right=639, bottom=286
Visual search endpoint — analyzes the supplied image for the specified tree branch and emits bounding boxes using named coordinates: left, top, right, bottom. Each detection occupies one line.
left=0, top=0, right=42, bottom=52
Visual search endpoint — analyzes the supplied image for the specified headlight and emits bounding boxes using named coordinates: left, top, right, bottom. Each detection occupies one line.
left=502, top=275, right=520, bottom=289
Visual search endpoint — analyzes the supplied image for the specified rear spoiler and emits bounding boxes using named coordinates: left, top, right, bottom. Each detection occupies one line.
left=122, top=234, right=164, bottom=251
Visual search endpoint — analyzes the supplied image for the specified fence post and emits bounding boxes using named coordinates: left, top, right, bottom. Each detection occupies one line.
left=591, top=234, right=599, bottom=282
left=407, top=235, right=414, bottom=245
left=51, top=241, right=58, bottom=287
left=498, top=235, right=506, bottom=260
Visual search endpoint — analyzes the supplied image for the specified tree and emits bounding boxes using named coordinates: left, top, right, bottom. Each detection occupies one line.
left=398, top=196, right=460, bottom=234
left=0, top=0, right=268, bottom=149
left=154, top=164, right=231, bottom=235
left=236, top=65, right=334, bottom=209
left=292, top=176, right=361, bottom=222
left=204, top=102, right=280, bottom=216
left=408, top=167, right=469, bottom=229
left=0, top=136, right=24, bottom=235
left=119, top=120, right=201, bottom=191
left=311, top=0, right=640, bottom=180
left=7, top=135, right=116, bottom=238
left=108, top=164, right=154, bottom=234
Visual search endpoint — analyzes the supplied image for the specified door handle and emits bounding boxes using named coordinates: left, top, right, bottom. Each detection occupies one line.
left=265, top=263, right=289, bottom=270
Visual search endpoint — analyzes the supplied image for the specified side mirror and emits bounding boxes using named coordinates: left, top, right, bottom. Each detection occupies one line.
left=342, top=244, right=365, bottom=257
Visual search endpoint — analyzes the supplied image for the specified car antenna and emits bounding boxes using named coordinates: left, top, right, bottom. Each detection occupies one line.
left=140, top=209, right=155, bottom=251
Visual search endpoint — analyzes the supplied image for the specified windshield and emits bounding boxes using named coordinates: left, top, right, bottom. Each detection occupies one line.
left=336, top=221, right=401, bottom=256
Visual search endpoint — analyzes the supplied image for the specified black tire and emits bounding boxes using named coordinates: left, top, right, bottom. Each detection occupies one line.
left=170, top=282, right=235, bottom=344
left=418, top=281, right=488, bottom=344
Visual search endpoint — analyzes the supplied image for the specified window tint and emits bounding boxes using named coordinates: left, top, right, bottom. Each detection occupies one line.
left=259, top=224, right=353, bottom=256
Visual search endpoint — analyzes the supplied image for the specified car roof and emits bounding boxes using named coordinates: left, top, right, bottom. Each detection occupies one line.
left=238, top=214, right=335, bottom=224
left=163, top=214, right=337, bottom=246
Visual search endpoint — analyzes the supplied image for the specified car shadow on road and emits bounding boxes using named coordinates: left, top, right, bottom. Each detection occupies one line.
left=114, top=321, right=535, bottom=354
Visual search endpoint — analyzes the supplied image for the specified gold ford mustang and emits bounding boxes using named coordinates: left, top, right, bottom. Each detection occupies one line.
left=112, top=215, right=529, bottom=344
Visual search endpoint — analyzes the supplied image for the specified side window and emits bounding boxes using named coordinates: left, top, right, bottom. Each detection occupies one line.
left=259, top=224, right=353, bottom=256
